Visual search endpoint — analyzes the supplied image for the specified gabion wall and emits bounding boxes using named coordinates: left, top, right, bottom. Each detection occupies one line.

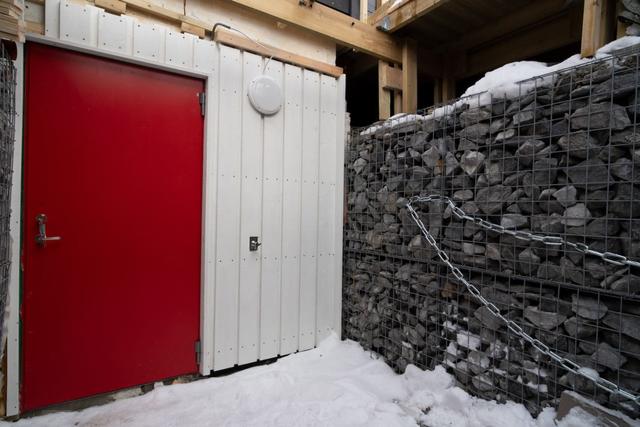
left=0, top=42, right=14, bottom=336
left=343, top=47, right=640, bottom=417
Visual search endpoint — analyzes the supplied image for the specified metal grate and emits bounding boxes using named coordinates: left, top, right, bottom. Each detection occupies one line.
left=343, top=47, right=640, bottom=417
left=0, top=42, right=15, bottom=338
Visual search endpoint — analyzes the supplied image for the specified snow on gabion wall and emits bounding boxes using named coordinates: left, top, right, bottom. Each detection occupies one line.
left=343, top=48, right=640, bottom=416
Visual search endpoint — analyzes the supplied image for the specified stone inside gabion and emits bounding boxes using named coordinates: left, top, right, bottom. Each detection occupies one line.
left=343, top=51, right=640, bottom=417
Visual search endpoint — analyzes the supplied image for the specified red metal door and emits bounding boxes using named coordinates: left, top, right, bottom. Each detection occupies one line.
left=22, top=43, right=204, bottom=411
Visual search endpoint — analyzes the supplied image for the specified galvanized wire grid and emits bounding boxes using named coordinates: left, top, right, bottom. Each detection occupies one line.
left=0, top=42, right=15, bottom=336
left=343, top=47, right=640, bottom=417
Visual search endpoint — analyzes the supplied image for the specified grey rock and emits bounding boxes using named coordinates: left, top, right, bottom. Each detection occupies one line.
left=474, top=306, right=503, bottom=330
left=501, top=213, right=528, bottom=229
left=459, top=123, right=490, bottom=140
left=353, top=158, right=367, bottom=174
left=571, top=102, right=631, bottom=131
left=524, top=306, right=566, bottom=330
left=562, top=203, right=591, bottom=227
left=495, top=128, right=516, bottom=142
left=571, top=294, right=608, bottom=320
left=591, top=342, right=628, bottom=370
left=557, top=132, right=602, bottom=159
left=516, top=139, right=546, bottom=166
left=472, top=374, right=494, bottom=392
left=460, top=109, right=491, bottom=127
left=552, top=186, right=577, bottom=208
left=609, top=275, right=640, bottom=293
left=611, top=157, right=638, bottom=181
left=422, top=146, right=440, bottom=169
left=567, top=159, right=612, bottom=190
left=532, top=158, right=558, bottom=186
left=453, top=189, right=474, bottom=201
left=603, top=312, right=640, bottom=341
left=518, top=248, right=541, bottom=275
left=564, top=317, right=597, bottom=338
left=468, top=350, right=491, bottom=375
left=476, top=185, right=512, bottom=215
left=460, top=151, right=486, bottom=176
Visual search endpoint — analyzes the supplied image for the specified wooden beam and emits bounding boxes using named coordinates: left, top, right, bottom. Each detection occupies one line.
left=181, top=22, right=205, bottom=39
left=95, top=0, right=126, bottom=15
left=402, top=39, right=417, bottom=113
left=378, top=60, right=391, bottom=119
left=375, top=0, right=451, bottom=33
left=214, top=27, right=343, bottom=77
left=223, top=0, right=402, bottom=63
left=581, top=0, right=615, bottom=57
left=360, top=0, right=368, bottom=21
left=441, top=77, right=455, bottom=102
left=379, top=62, right=402, bottom=91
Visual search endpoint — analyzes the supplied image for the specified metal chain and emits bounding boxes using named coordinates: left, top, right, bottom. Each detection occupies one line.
left=406, top=194, right=640, bottom=404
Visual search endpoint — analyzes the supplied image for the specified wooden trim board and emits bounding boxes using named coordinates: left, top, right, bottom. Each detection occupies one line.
left=214, top=27, right=343, bottom=77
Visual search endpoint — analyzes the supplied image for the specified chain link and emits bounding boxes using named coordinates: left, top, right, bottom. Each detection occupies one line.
left=406, top=195, right=640, bottom=404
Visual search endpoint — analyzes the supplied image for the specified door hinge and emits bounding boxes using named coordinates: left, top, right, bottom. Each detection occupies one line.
left=198, top=92, right=206, bottom=117
left=195, top=340, right=201, bottom=365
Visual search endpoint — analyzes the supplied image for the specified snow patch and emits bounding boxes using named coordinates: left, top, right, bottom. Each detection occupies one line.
left=0, top=335, right=608, bottom=427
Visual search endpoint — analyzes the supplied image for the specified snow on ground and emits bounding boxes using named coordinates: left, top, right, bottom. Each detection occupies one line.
left=3, top=334, right=607, bottom=427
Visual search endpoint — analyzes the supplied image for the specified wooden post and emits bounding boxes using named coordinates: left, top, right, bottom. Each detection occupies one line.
left=581, top=0, right=616, bottom=57
left=442, top=77, right=456, bottom=102
left=378, top=60, right=391, bottom=119
left=402, top=39, right=417, bottom=113
left=360, top=0, right=368, bottom=20
left=433, top=78, right=442, bottom=105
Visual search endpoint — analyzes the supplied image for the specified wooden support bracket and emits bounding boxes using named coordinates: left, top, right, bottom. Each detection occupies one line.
left=379, top=62, right=402, bottom=91
left=181, top=21, right=205, bottom=39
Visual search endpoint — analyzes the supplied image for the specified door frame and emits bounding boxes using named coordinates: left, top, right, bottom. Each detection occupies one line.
left=7, top=34, right=217, bottom=416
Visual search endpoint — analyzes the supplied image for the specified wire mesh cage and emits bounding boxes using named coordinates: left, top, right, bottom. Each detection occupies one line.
left=343, top=46, right=640, bottom=417
left=0, top=42, right=16, bottom=337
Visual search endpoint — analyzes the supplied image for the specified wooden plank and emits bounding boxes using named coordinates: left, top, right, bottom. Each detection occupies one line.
left=299, top=69, right=321, bottom=351
left=378, top=60, right=391, bottom=119
left=360, top=0, right=368, bottom=20
left=223, top=0, right=402, bottom=64
left=260, top=59, right=285, bottom=360
left=213, top=45, right=243, bottom=371
left=376, top=0, right=451, bottom=33
left=380, top=62, right=402, bottom=91
left=581, top=0, right=615, bottom=57
left=180, top=21, right=205, bottom=39
left=316, top=74, right=338, bottom=344
left=280, top=64, right=303, bottom=356
left=237, top=51, right=263, bottom=366
left=25, top=20, right=43, bottom=34
left=214, top=27, right=343, bottom=78
left=95, top=0, right=125, bottom=15
left=402, top=38, right=417, bottom=113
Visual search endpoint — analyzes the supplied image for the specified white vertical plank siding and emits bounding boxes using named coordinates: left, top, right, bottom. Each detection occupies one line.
left=260, top=60, right=285, bottom=359
left=316, top=75, right=338, bottom=344
left=333, top=76, right=347, bottom=335
left=237, top=52, right=263, bottom=365
left=299, top=70, right=321, bottom=351
left=212, top=45, right=243, bottom=370
left=15, top=12, right=347, bottom=404
left=279, top=64, right=303, bottom=356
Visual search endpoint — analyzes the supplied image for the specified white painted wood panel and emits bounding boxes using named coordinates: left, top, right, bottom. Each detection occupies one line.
left=260, top=60, right=285, bottom=359
left=316, top=75, right=338, bottom=344
left=279, top=64, right=303, bottom=356
left=213, top=45, right=243, bottom=370
left=97, top=12, right=134, bottom=55
left=237, top=51, right=263, bottom=365
left=299, top=70, right=321, bottom=351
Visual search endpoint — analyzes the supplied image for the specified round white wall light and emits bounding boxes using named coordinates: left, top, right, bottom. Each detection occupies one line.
left=247, top=75, right=283, bottom=116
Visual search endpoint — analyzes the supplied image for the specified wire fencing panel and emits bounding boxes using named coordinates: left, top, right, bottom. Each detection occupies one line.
left=0, top=42, right=14, bottom=339
left=343, top=48, right=640, bottom=417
